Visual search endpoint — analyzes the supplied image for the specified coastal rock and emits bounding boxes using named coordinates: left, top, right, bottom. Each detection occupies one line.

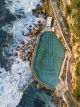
left=19, top=49, right=26, bottom=60
left=32, top=4, right=43, bottom=16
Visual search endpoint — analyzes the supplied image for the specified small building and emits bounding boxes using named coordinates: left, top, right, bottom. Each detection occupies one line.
left=52, top=27, right=54, bottom=32
left=46, top=17, right=52, bottom=27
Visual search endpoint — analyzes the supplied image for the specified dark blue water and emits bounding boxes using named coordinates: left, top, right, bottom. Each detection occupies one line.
left=0, top=0, right=16, bottom=70
left=17, top=82, right=54, bottom=107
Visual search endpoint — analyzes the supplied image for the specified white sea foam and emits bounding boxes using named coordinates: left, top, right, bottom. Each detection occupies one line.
left=3, top=15, right=44, bottom=42
left=3, top=0, right=45, bottom=42
left=0, top=61, right=32, bottom=107
left=5, top=0, right=40, bottom=14
left=0, top=0, right=45, bottom=107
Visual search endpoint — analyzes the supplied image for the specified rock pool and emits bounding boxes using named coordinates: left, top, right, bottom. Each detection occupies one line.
left=33, top=31, right=65, bottom=87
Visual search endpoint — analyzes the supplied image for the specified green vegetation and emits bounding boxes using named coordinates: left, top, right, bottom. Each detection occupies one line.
left=72, top=61, right=80, bottom=101
left=72, top=79, right=80, bottom=101
left=66, top=6, right=72, bottom=15
left=75, top=62, right=80, bottom=76
left=66, top=0, right=80, bottom=39
left=71, top=0, right=80, bottom=38
left=71, top=10, right=80, bottom=39
left=62, top=0, right=80, bottom=103
left=69, top=0, right=80, bottom=102
left=70, top=0, right=80, bottom=9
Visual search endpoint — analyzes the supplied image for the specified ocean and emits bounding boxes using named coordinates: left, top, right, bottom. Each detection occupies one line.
left=0, top=0, right=45, bottom=107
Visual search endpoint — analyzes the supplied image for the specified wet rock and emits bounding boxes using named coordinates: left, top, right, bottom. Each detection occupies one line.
left=21, top=41, right=25, bottom=45
left=32, top=4, right=43, bottom=16
left=34, top=24, right=39, bottom=28
left=13, top=52, right=18, bottom=56
left=31, top=28, right=39, bottom=35
left=16, top=46, right=21, bottom=51
left=19, top=49, right=27, bottom=60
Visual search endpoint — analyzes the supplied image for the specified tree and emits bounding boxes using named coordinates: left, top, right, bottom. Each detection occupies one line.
left=72, top=80, right=80, bottom=101
left=75, top=62, right=80, bottom=76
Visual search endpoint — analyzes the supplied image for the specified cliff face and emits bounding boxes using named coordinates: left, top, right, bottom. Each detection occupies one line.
left=59, top=0, right=80, bottom=105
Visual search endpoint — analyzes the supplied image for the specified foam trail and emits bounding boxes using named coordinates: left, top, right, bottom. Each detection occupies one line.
left=3, top=15, right=44, bottom=42
left=5, top=0, right=40, bottom=14
left=0, top=61, right=32, bottom=107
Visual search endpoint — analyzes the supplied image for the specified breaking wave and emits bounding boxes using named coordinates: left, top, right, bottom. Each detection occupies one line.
left=0, top=0, right=45, bottom=107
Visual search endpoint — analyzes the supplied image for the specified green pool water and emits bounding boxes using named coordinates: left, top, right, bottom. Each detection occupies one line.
left=33, top=31, right=65, bottom=87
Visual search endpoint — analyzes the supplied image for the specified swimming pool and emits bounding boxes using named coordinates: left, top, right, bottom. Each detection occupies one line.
left=33, top=31, right=65, bottom=87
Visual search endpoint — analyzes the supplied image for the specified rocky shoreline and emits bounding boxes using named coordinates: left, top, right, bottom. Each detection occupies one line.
left=12, top=1, right=68, bottom=106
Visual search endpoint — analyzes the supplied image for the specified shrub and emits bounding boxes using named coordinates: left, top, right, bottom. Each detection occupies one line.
left=66, top=6, right=72, bottom=15
left=72, top=80, right=80, bottom=101
left=75, top=62, right=80, bottom=76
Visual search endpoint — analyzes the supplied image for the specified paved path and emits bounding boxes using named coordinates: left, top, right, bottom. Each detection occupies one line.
left=51, top=0, right=71, bottom=51
left=50, top=0, right=78, bottom=107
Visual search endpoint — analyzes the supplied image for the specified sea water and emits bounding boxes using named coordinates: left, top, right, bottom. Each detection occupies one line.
left=17, top=82, right=55, bottom=107
left=0, top=0, right=45, bottom=107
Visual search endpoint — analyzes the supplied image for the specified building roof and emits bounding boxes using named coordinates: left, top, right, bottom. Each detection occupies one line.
left=46, top=17, right=52, bottom=27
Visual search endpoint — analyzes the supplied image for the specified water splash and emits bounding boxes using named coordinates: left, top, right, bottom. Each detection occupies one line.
left=0, top=0, right=45, bottom=107
left=5, top=0, right=40, bottom=15
left=0, top=61, right=32, bottom=107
